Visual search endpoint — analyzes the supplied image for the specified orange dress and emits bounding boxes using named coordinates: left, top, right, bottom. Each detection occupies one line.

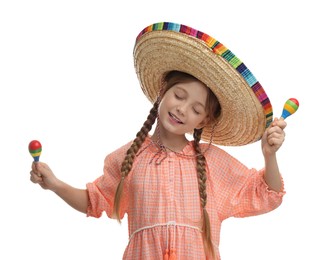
left=86, top=136, right=285, bottom=259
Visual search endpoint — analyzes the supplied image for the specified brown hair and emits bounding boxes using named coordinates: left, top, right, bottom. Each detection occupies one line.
left=113, top=71, right=221, bottom=259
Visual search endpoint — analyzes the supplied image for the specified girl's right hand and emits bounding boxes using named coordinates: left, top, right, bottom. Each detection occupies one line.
left=30, top=162, right=60, bottom=192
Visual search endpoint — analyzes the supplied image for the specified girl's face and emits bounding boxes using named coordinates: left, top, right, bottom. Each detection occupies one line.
left=158, top=81, right=209, bottom=136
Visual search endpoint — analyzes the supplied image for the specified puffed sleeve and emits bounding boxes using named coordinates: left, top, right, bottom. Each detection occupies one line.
left=228, top=167, right=285, bottom=218
left=205, top=145, right=285, bottom=219
left=86, top=142, right=132, bottom=219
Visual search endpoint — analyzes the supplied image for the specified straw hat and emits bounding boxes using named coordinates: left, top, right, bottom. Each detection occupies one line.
left=133, top=22, right=273, bottom=146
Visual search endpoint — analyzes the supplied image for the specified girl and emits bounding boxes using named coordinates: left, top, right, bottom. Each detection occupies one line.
left=30, top=22, right=287, bottom=259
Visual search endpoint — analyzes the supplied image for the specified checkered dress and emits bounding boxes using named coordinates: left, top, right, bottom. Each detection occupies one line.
left=87, top=136, right=285, bottom=259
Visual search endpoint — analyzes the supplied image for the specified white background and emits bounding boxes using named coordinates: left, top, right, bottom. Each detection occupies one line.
left=1, top=0, right=329, bottom=259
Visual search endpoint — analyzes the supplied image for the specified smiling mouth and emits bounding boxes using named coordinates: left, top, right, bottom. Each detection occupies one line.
left=169, top=112, right=183, bottom=124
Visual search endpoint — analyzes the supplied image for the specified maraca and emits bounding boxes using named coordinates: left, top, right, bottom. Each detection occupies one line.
left=281, top=98, right=299, bottom=120
left=29, top=140, right=42, bottom=162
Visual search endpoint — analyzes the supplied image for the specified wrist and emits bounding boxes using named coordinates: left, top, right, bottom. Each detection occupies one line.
left=51, top=178, right=65, bottom=193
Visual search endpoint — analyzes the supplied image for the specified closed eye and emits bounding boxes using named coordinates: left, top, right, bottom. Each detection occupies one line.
left=193, top=108, right=201, bottom=115
left=175, top=94, right=184, bottom=100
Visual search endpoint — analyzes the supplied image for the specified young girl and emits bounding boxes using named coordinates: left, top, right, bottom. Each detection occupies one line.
left=30, top=22, right=287, bottom=260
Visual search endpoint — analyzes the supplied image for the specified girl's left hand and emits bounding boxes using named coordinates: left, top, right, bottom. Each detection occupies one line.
left=261, top=117, right=287, bottom=156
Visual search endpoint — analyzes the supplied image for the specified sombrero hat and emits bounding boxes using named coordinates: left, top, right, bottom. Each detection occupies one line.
left=133, top=22, right=273, bottom=146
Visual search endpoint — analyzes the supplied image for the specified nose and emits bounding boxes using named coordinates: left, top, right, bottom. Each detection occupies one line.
left=176, top=104, right=187, bottom=115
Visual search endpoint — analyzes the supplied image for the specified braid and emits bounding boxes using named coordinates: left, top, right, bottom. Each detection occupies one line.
left=193, top=128, right=215, bottom=259
left=113, top=101, right=159, bottom=221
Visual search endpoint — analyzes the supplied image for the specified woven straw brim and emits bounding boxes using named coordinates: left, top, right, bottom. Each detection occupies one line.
left=134, top=23, right=273, bottom=146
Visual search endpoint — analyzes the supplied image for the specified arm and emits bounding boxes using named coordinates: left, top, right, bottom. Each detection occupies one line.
left=262, top=117, right=287, bottom=192
left=30, top=162, right=89, bottom=214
